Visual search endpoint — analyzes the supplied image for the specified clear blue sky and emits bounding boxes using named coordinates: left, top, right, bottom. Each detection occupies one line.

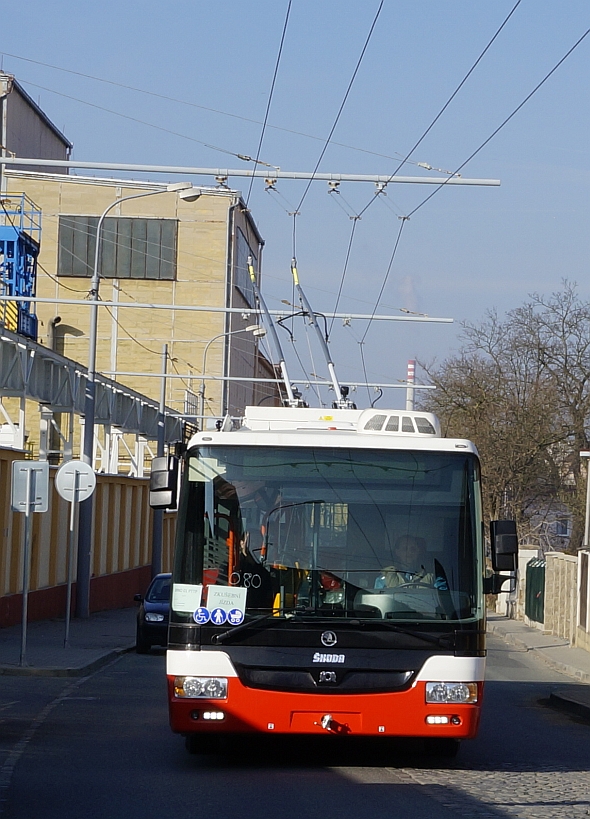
left=2, top=1, right=590, bottom=407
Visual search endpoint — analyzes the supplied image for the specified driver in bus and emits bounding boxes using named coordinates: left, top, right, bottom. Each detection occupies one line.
left=375, top=535, right=448, bottom=590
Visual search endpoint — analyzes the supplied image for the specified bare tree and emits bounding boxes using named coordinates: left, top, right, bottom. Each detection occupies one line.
left=509, top=282, right=590, bottom=548
left=419, top=282, right=590, bottom=549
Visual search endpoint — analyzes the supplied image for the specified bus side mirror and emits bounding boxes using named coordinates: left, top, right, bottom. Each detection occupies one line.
left=149, top=455, right=179, bottom=510
left=490, top=520, right=518, bottom=572
left=483, top=573, right=514, bottom=595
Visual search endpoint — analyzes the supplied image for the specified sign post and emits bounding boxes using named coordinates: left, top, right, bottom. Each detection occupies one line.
left=55, top=461, right=96, bottom=647
left=11, top=461, right=50, bottom=667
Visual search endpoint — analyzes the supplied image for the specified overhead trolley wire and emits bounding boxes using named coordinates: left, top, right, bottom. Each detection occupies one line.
left=245, top=1, right=292, bottom=207
left=406, top=23, right=590, bottom=219
left=326, top=2, right=522, bottom=348
left=328, top=217, right=359, bottom=338
left=288, top=0, right=383, bottom=382
left=357, top=0, right=523, bottom=219
left=359, top=216, right=408, bottom=346
left=293, top=0, right=384, bottom=218
left=353, top=19, right=590, bottom=386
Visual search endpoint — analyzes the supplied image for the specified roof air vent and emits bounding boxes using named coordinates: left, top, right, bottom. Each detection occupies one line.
left=363, top=414, right=386, bottom=431
left=357, top=409, right=441, bottom=437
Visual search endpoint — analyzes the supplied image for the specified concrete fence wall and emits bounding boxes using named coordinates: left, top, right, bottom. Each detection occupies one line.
left=0, top=447, right=176, bottom=627
left=504, top=547, right=590, bottom=655
left=577, top=550, right=590, bottom=652
left=543, top=552, right=578, bottom=644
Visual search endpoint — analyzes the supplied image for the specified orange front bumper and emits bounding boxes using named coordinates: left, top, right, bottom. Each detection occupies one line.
left=168, top=676, right=483, bottom=739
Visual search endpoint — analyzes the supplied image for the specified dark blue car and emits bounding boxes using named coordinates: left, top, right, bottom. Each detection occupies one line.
left=134, top=573, right=171, bottom=653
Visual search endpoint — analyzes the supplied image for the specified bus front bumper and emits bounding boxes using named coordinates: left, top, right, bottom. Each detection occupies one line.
left=168, top=675, right=483, bottom=739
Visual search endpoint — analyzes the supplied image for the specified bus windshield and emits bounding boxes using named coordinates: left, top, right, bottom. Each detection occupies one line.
left=173, top=445, right=482, bottom=624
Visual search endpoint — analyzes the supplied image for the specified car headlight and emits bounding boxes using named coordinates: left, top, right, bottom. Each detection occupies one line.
left=174, top=677, right=228, bottom=699
left=145, top=613, right=165, bottom=622
left=425, top=682, right=478, bottom=703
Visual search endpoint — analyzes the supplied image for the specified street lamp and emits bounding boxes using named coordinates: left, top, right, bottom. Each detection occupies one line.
left=581, top=450, right=590, bottom=549
left=76, top=182, right=202, bottom=618
left=199, top=325, right=266, bottom=424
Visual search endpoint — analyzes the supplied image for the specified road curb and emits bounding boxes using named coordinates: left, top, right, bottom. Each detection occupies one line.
left=0, top=643, right=135, bottom=678
left=487, top=621, right=590, bottom=684
left=548, top=690, right=590, bottom=721
left=487, top=620, right=568, bottom=651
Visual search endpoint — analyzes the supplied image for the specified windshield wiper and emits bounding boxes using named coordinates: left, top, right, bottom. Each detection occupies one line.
left=371, top=620, right=454, bottom=648
left=212, top=610, right=453, bottom=648
left=211, top=607, right=301, bottom=644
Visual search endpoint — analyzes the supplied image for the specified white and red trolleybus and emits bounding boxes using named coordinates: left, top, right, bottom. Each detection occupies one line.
left=152, top=405, right=517, bottom=757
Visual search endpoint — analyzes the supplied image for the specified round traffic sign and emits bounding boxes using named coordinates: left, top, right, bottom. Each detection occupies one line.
left=55, top=460, right=96, bottom=503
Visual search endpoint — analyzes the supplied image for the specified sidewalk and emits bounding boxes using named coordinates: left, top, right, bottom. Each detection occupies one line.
left=0, top=607, right=137, bottom=677
left=488, top=613, right=590, bottom=721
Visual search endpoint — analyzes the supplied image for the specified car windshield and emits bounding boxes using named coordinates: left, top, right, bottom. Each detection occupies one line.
left=173, top=446, right=482, bottom=623
left=146, top=577, right=171, bottom=602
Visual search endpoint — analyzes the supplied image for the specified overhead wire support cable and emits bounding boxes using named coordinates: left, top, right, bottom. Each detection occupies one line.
left=1, top=49, right=448, bottom=169
left=14, top=80, right=268, bottom=166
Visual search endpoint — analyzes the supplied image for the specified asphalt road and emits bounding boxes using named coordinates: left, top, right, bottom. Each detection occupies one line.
left=2, top=634, right=590, bottom=819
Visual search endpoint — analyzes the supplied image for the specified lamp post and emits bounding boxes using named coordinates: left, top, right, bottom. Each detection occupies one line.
left=581, top=450, right=590, bottom=549
left=198, top=325, right=265, bottom=425
left=151, top=343, right=168, bottom=579
left=76, top=182, right=201, bottom=618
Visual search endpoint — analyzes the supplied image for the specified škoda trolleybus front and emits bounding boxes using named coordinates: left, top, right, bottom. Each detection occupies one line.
left=161, top=407, right=516, bottom=755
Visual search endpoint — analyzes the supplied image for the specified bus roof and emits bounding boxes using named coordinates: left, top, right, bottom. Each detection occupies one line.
left=187, top=407, right=478, bottom=456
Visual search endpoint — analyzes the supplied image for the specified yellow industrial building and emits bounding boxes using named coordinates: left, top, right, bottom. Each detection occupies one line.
left=2, top=168, right=278, bottom=465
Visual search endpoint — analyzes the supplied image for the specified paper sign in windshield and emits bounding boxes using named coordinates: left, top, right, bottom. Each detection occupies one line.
left=206, top=585, right=247, bottom=618
left=172, top=583, right=203, bottom=613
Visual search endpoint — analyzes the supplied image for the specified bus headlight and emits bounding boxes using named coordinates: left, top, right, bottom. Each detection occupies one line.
left=425, top=682, right=478, bottom=703
left=174, top=677, right=228, bottom=699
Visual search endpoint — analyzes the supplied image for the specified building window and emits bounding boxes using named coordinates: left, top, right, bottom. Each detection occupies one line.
left=552, top=518, right=570, bottom=537
left=235, top=227, right=257, bottom=307
left=57, top=216, right=178, bottom=280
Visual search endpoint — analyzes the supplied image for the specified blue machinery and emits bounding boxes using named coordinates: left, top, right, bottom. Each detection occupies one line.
left=0, top=193, right=41, bottom=341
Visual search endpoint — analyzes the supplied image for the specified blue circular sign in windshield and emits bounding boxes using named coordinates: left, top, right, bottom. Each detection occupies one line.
left=210, top=607, right=227, bottom=626
left=227, top=608, right=245, bottom=626
left=193, top=607, right=210, bottom=625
